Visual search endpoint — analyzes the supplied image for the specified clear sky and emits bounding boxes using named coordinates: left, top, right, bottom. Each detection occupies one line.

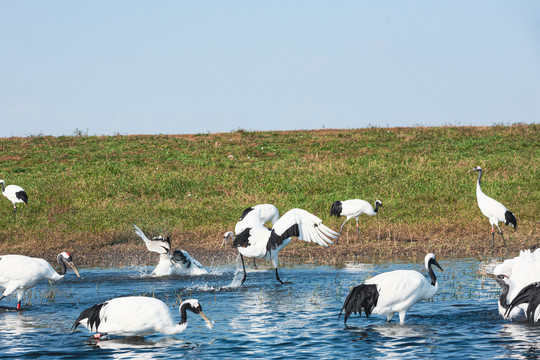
left=1, top=1, right=539, bottom=137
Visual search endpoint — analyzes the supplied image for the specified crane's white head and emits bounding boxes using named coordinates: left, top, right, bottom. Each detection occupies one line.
left=424, top=253, right=443, bottom=272
left=467, top=166, right=482, bottom=173
left=180, top=299, right=213, bottom=329
left=57, top=252, right=81, bottom=278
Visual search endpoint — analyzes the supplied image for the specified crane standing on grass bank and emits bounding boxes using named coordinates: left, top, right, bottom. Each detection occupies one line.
left=0, top=180, right=28, bottom=214
left=330, top=199, right=382, bottom=243
left=467, top=166, right=517, bottom=247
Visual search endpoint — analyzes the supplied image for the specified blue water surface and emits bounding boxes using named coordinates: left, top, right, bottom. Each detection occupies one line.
left=0, top=258, right=538, bottom=359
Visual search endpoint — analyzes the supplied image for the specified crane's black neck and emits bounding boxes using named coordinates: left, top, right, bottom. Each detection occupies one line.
left=57, top=255, right=68, bottom=276
left=374, top=202, right=381, bottom=214
left=427, top=262, right=437, bottom=286
left=497, top=281, right=510, bottom=309
left=0, top=182, right=4, bottom=193
left=476, top=169, right=483, bottom=187
left=179, top=302, right=197, bottom=325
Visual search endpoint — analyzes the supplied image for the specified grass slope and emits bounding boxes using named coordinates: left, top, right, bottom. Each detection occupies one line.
left=0, top=124, right=538, bottom=266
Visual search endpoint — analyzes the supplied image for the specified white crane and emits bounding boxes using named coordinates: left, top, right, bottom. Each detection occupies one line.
left=330, top=199, right=382, bottom=243
left=133, top=225, right=207, bottom=276
left=222, top=207, right=338, bottom=284
left=0, top=180, right=28, bottom=214
left=505, top=282, right=540, bottom=323
left=71, top=296, right=213, bottom=338
left=227, top=204, right=280, bottom=268
left=0, top=252, right=80, bottom=310
left=339, top=253, right=443, bottom=325
left=467, top=166, right=517, bottom=247
left=485, top=249, right=540, bottom=319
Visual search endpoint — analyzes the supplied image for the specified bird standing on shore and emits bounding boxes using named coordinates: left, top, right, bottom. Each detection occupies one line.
left=0, top=180, right=28, bottom=214
left=72, top=297, right=213, bottom=338
left=330, top=199, right=382, bottom=243
left=222, top=207, right=338, bottom=284
left=340, top=253, right=443, bottom=325
left=467, top=166, right=516, bottom=247
left=0, top=252, right=80, bottom=310
left=133, top=225, right=207, bottom=276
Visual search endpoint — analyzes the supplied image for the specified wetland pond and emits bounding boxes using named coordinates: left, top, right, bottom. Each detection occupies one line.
left=0, top=257, right=539, bottom=359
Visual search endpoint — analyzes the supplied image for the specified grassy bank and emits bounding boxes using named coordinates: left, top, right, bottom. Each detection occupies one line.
left=0, top=124, right=538, bottom=267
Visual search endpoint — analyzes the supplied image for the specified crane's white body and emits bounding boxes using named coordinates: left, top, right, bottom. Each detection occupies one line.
left=0, top=180, right=28, bottom=213
left=493, top=249, right=540, bottom=319
left=134, top=226, right=207, bottom=276
left=476, top=183, right=509, bottom=233
left=365, top=269, right=438, bottom=323
left=341, top=253, right=442, bottom=324
left=330, top=199, right=382, bottom=241
left=73, top=297, right=212, bottom=337
left=224, top=207, right=338, bottom=283
left=0, top=253, right=79, bottom=309
left=150, top=251, right=207, bottom=276
left=468, top=166, right=516, bottom=246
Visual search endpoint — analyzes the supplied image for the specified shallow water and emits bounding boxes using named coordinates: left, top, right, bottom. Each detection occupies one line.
left=0, top=258, right=538, bottom=359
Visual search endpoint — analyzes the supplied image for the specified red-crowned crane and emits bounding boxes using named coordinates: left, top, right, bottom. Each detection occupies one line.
left=0, top=252, right=80, bottom=310
left=72, top=297, right=213, bottom=338
left=0, top=180, right=28, bottom=214
left=222, top=207, right=338, bottom=284
left=467, top=166, right=516, bottom=247
left=227, top=204, right=280, bottom=269
left=339, top=253, right=443, bottom=325
left=133, top=225, right=207, bottom=276
left=485, top=249, right=540, bottom=319
left=330, top=199, right=382, bottom=243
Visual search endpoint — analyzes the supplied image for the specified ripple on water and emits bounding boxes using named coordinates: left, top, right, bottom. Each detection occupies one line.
left=0, top=260, right=538, bottom=359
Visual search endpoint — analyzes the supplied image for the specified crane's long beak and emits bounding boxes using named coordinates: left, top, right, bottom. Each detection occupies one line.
left=198, top=310, right=213, bottom=329
left=67, top=262, right=81, bottom=278
left=480, top=272, right=497, bottom=279
left=467, top=168, right=476, bottom=173
left=433, top=259, right=443, bottom=271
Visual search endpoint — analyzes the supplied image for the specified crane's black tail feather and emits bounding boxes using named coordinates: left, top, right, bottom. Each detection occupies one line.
left=330, top=201, right=342, bottom=217
left=339, top=284, right=379, bottom=325
left=505, top=211, right=517, bottom=230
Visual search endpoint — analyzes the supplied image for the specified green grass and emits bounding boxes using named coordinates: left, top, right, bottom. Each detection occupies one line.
left=0, top=124, right=538, bottom=265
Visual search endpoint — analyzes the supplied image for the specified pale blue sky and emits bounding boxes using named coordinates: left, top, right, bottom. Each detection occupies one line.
left=1, top=1, right=539, bottom=137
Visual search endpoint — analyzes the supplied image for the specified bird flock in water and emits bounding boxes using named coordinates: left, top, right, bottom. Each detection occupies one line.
left=0, top=165, right=536, bottom=340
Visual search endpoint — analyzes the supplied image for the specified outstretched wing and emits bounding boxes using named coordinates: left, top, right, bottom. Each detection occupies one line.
left=267, top=208, right=338, bottom=252
left=133, top=225, right=170, bottom=255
